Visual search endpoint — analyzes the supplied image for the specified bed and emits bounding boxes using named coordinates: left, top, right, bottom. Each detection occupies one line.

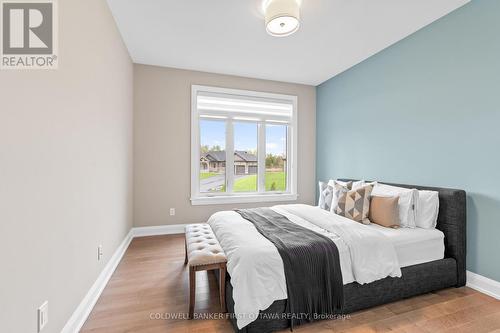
left=210, top=181, right=466, bottom=333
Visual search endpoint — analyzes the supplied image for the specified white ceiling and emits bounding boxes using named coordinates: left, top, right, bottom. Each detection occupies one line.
left=107, top=0, right=470, bottom=86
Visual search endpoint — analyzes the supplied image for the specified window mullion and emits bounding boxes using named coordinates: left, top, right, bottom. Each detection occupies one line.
left=287, top=125, right=291, bottom=193
left=226, top=119, right=234, bottom=193
left=257, top=122, right=266, bottom=193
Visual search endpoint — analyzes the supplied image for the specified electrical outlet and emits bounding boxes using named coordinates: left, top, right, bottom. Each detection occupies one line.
left=38, top=301, right=48, bottom=332
left=97, top=245, right=103, bottom=261
left=169, top=208, right=175, bottom=216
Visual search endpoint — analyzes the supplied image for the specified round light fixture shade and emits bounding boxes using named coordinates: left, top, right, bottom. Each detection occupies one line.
left=264, top=0, right=300, bottom=37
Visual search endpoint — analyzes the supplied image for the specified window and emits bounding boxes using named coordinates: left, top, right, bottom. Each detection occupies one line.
left=191, top=85, right=297, bottom=205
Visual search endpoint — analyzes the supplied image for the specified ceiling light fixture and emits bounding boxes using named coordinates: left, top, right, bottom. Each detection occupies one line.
left=264, top=0, right=300, bottom=37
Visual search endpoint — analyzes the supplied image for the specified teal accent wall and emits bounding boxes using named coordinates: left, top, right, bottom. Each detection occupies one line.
left=316, top=0, right=500, bottom=281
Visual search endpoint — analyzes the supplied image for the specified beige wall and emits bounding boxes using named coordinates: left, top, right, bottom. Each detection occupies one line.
left=134, top=65, right=316, bottom=227
left=0, top=1, right=133, bottom=332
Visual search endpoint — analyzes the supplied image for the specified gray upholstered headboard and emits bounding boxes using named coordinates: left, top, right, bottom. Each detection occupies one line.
left=338, top=179, right=467, bottom=287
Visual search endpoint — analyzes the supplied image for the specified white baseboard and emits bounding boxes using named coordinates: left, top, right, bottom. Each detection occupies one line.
left=132, top=224, right=185, bottom=237
left=62, top=224, right=186, bottom=332
left=467, top=270, right=500, bottom=300
left=61, top=229, right=134, bottom=333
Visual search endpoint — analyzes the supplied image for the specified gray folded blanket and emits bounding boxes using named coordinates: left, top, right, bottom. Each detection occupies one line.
left=236, top=207, right=344, bottom=329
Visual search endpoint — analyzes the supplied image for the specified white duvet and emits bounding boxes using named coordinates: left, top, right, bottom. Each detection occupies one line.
left=207, top=204, right=401, bottom=329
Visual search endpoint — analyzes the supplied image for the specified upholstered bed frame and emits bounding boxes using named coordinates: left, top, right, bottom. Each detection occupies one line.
left=222, top=181, right=467, bottom=333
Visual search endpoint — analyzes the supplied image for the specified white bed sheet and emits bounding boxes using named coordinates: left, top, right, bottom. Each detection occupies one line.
left=365, top=224, right=445, bottom=267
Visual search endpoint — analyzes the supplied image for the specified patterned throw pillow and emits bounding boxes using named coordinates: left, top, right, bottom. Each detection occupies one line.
left=318, top=182, right=334, bottom=211
left=330, top=181, right=351, bottom=212
left=318, top=180, right=352, bottom=211
left=334, top=184, right=374, bottom=224
left=329, top=180, right=353, bottom=190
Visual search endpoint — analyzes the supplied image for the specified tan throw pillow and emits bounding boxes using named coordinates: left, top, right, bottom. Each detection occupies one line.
left=334, top=184, right=374, bottom=224
left=369, top=196, right=400, bottom=228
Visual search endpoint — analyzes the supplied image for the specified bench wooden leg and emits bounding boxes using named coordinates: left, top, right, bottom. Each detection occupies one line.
left=189, top=267, right=195, bottom=319
left=184, top=237, right=188, bottom=265
left=219, top=264, right=226, bottom=312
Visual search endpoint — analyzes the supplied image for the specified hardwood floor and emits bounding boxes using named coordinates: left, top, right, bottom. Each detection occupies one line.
left=81, top=234, right=500, bottom=333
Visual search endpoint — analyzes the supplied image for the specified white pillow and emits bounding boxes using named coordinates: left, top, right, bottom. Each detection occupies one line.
left=371, top=183, right=418, bottom=228
left=352, top=180, right=376, bottom=190
left=352, top=180, right=369, bottom=189
left=416, top=190, right=439, bottom=229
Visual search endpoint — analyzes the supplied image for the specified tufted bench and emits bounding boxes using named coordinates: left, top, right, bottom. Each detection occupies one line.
left=184, top=223, right=227, bottom=319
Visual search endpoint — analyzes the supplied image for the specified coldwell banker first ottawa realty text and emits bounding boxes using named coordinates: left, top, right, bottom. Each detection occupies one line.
left=1, top=0, right=58, bottom=69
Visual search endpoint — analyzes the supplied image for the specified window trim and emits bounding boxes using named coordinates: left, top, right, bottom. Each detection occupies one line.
left=190, top=85, right=298, bottom=205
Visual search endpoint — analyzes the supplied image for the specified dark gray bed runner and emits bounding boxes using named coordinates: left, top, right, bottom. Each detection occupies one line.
left=236, top=207, right=344, bottom=328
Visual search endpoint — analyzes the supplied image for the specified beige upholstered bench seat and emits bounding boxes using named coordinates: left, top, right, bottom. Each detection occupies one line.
left=184, top=223, right=227, bottom=318
left=185, top=224, right=227, bottom=266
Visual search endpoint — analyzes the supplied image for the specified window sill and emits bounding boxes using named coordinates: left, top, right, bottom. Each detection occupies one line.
left=190, top=193, right=298, bottom=206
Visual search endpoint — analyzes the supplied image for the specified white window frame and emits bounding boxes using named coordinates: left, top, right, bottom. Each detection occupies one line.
left=191, top=85, right=298, bottom=205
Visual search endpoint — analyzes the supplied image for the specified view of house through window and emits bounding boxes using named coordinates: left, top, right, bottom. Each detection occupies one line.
left=233, top=122, right=258, bottom=192
left=199, top=119, right=226, bottom=193
left=192, top=85, right=296, bottom=203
